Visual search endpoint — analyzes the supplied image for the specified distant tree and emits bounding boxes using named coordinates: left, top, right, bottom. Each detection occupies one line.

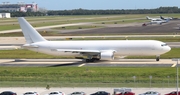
left=11, top=11, right=45, bottom=17
left=47, top=6, right=180, bottom=15
left=38, top=7, right=48, bottom=14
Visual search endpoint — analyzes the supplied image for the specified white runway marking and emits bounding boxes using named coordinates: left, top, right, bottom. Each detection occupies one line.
left=171, top=63, right=177, bottom=67
left=78, top=64, right=85, bottom=67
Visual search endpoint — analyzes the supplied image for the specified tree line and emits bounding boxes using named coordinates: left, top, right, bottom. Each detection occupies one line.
left=2, top=6, right=180, bottom=17
left=11, top=11, right=46, bottom=17
left=47, top=7, right=180, bottom=15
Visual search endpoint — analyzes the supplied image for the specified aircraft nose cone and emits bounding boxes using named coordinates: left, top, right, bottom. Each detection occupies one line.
left=165, top=46, right=171, bottom=52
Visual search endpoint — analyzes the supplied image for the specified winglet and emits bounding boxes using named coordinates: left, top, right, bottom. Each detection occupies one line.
left=18, top=17, right=47, bottom=44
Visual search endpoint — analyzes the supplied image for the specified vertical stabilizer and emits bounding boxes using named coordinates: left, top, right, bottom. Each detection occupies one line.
left=160, top=16, right=164, bottom=20
left=146, top=16, right=150, bottom=20
left=18, top=17, right=46, bottom=44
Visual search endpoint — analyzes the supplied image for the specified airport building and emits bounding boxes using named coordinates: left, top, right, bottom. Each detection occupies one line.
left=0, top=13, right=11, bottom=18
left=0, top=2, right=38, bottom=12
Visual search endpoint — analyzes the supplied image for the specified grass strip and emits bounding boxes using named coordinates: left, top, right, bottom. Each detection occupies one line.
left=0, top=67, right=178, bottom=87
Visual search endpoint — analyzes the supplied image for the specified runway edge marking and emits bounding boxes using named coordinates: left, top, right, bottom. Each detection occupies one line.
left=78, top=64, right=85, bottom=67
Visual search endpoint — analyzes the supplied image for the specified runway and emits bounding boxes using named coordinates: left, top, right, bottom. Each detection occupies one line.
left=0, top=59, right=176, bottom=67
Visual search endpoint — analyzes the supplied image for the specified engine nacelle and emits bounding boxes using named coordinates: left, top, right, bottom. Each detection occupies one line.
left=100, top=51, right=115, bottom=60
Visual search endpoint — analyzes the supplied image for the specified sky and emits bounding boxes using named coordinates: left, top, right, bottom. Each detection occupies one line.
left=0, top=0, right=180, bottom=10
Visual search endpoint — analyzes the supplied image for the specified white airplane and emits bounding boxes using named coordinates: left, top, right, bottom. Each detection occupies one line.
left=150, top=18, right=169, bottom=25
left=150, top=19, right=166, bottom=25
left=150, top=19, right=163, bottom=25
left=160, top=16, right=172, bottom=20
left=18, top=17, right=171, bottom=62
left=146, top=16, right=162, bottom=20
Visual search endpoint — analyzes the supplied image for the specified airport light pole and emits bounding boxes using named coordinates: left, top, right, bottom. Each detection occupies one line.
left=149, top=75, right=152, bottom=88
left=133, top=76, right=136, bottom=87
left=167, top=76, right=170, bottom=87
left=172, top=58, right=180, bottom=95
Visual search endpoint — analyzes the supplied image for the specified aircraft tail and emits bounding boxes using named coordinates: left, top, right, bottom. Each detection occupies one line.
left=146, top=16, right=150, bottom=20
left=18, top=17, right=47, bottom=44
left=160, top=16, right=164, bottom=20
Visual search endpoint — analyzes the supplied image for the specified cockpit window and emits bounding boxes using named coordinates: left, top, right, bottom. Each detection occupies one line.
left=161, top=44, right=167, bottom=46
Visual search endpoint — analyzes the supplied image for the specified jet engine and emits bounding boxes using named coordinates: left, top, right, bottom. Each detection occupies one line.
left=100, top=51, right=115, bottom=60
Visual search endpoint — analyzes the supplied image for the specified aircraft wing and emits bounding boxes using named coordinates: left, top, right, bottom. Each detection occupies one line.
left=56, top=49, right=100, bottom=54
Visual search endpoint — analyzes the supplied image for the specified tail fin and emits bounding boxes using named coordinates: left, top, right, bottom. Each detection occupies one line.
left=18, top=17, right=47, bottom=44
left=160, top=16, right=164, bottom=20
left=146, top=16, right=150, bottom=20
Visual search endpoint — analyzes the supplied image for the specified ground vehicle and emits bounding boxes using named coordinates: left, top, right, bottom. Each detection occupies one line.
left=165, top=91, right=180, bottom=95
left=139, top=91, right=160, bottom=95
left=114, top=88, right=134, bottom=95
left=49, top=91, right=65, bottom=95
left=0, top=91, right=17, bottom=95
left=90, top=91, right=110, bottom=95
left=116, top=91, right=135, bottom=95
left=142, top=23, right=147, bottom=26
left=69, top=92, right=86, bottom=95
left=24, top=92, right=38, bottom=95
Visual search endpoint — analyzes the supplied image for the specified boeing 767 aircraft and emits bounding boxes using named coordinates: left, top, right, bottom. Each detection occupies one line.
left=18, top=17, right=171, bottom=62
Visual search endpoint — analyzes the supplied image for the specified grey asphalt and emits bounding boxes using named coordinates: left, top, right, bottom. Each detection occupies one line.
left=60, top=20, right=180, bottom=35
left=0, top=59, right=176, bottom=67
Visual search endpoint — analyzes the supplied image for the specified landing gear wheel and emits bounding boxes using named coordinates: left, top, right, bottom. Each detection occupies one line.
left=86, top=59, right=95, bottom=62
left=86, top=58, right=100, bottom=63
left=86, top=59, right=90, bottom=62
left=156, top=56, right=160, bottom=61
left=90, top=59, right=95, bottom=62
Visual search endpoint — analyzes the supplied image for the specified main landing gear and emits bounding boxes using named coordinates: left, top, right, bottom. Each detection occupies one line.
left=85, top=54, right=100, bottom=62
left=85, top=58, right=100, bottom=62
left=156, top=56, right=160, bottom=61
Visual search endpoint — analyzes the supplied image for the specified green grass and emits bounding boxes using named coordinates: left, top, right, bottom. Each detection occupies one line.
left=0, top=24, right=20, bottom=31
left=0, top=67, right=178, bottom=87
left=0, top=49, right=74, bottom=59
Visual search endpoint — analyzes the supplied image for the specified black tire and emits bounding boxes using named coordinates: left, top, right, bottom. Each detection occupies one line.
left=90, top=59, right=95, bottom=62
left=86, top=59, right=90, bottom=62
left=156, top=57, right=160, bottom=61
